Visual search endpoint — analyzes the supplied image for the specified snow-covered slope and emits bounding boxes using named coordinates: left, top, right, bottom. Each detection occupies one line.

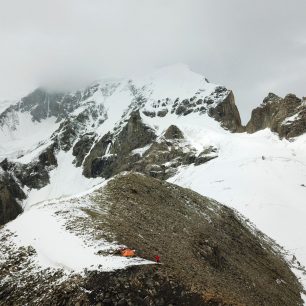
left=165, top=116, right=306, bottom=291
left=4, top=183, right=151, bottom=273
left=0, top=64, right=305, bottom=302
left=0, top=100, right=15, bottom=114
left=140, top=107, right=306, bottom=289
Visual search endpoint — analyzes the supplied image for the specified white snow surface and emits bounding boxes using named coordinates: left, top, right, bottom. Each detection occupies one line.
left=0, top=112, right=59, bottom=162
left=0, top=100, right=14, bottom=114
left=5, top=189, right=151, bottom=273
left=24, top=150, right=103, bottom=209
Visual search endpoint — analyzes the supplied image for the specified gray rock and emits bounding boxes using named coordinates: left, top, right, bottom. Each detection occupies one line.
left=164, top=125, right=184, bottom=139
left=246, top=93, right=306, bottom=138
left=0, top=171, right=25, bottom=225
left=208, top=90, right=243, bottom=132
left=157, top=109, right=168, bottom=117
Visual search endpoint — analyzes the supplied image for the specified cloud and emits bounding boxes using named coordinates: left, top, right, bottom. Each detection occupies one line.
left=0, top=0, right=305, bottom=121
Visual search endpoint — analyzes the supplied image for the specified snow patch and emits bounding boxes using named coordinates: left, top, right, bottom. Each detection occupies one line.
left=25, top=150, right=103, bottom=209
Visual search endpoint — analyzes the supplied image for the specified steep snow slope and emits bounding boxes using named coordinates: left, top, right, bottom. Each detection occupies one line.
left=0, top=100, right=15, bottom=114
left=24, top=150, right=103, bottom=209
left=0, top=113, right=59, bottom=161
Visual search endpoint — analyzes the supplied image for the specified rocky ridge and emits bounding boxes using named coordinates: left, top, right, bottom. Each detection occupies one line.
left=0, top=173, right=303, bottom=305
left=245, top=93, right=306, bottom=138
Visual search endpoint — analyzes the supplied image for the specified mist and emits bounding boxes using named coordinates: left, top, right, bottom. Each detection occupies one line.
left=0, top=0, right=306, bottom=122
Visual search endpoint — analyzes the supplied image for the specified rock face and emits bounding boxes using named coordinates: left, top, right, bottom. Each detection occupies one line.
left=246, top=93, right=306, bottom=138
left=82, top=112, right=217, bottom=180
left=82, top=111, right=157, bottom=178
left=209, top=90, right=243, bottom=132
left=0, top=145, right=58, bottom=190
left=0, top=171, right=25, bottom=225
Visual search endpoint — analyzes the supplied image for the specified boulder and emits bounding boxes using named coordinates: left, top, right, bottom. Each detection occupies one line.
left=164, top=125, right=184, bottom=139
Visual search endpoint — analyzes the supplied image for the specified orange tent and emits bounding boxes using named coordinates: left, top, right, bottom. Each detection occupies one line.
left=120, top=248, right=135, bottom=257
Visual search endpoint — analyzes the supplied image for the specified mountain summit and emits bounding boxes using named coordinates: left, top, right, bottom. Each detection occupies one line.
left=0, top=65, right=305, bottom=305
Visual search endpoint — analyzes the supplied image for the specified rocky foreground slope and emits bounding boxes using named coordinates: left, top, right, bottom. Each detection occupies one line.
left=0, top=173, right=303, bottom=305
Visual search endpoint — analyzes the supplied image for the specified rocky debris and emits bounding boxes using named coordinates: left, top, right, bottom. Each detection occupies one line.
left=0, top=172, right=25, bottom=225
left=208, top=91, right=243, bottom=132
left=142, top=110, right=156, bottom=118
left=174, top=99, right=195, bottom=116
left=0, top=244, right=206, bottom=306
left=246, top=93, right=306, bottom=138
left=156, top=109, right=168, bottom=117
left=84, top=173, right=303, bottom=306
left=83, top=266, right=207, bottom=306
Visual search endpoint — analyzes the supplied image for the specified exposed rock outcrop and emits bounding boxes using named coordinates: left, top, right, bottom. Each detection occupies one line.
left=195, top=146, right=218, bottom=165
left=0, top=145, right=57, bottom=190
left=82, top=111, right=157, bottom=178
left=209, top=90, right=243, bottom=132
left=0, top=171, right=25, bottom=225
left=166, top=87, right=243, bottom=132
left=72, top=132, right=97, bottom=167
left=164, top=124, right=184, bottom=139
left=246, top=93, right=306, bottom=138
left=82, top=114, right=217, bottom=180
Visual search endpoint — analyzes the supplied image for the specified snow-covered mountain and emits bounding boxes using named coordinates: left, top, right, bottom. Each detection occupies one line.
left=0, top=64, right=306, bottom=305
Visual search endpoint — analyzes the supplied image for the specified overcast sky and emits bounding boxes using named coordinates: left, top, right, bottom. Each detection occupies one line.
left=0, top=0, right=305, bottom=122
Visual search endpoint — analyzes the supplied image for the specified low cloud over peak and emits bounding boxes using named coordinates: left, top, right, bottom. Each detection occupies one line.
left=0, top=0, right=305, bottom=122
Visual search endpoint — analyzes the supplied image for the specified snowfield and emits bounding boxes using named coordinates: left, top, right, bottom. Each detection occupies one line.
left=24, top=149, right=103, bottom=209
left=4, top=186, right=152, bottom=274
left=0, top=112, right=59, bottom=161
